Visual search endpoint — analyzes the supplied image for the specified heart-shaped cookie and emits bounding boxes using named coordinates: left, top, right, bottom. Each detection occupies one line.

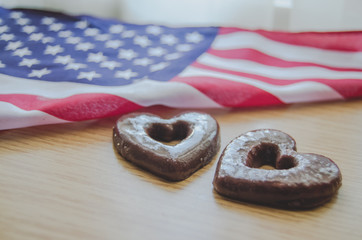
left=213, top=129, right=342, bottom=209
left=113, top=112, right=220, bottom=181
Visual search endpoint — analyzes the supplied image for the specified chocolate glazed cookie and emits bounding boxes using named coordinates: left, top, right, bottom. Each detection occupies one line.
left=213, top=129, right=342, bottom=209
left=113, top=112, right=220, bottom=181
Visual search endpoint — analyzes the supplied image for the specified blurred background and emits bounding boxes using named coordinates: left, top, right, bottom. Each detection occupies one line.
left=0, top=0, right=362, bottom=31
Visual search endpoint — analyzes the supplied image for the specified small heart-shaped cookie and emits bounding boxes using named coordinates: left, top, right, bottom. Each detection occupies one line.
left=113, top=112, right=220, bottom=181
left=213, top=129, right=342, bottom=209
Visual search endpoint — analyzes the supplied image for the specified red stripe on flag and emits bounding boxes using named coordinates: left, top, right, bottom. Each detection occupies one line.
left=219, top=27, right=362, bottom=52
left=0, top=93, right=142, bottom=121
left=191, top=62, right=362, bottom=99
left=172, top=76, right=283, bottom=107
left=207, top=48, right=362, bottom=72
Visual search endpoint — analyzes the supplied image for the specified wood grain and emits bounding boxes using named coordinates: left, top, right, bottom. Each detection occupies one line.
left=1, top=100, right=362, bottom=240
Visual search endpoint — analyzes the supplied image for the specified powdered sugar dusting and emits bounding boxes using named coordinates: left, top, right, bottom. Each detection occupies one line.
left=218, top=129, right=340, bottom=186
left=116, top=112, right=218, bottom=159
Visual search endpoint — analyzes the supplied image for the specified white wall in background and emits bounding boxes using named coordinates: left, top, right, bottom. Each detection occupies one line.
left=0, top=0, right=120, bottom=18
left=1, top=0, right=362, bottom=31
left=118, top=0, right=276, bottom=29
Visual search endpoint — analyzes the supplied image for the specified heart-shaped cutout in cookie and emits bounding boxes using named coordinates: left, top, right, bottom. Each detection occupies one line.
left=213, top=129, right=342, bottom=209
left=113, top=112, right=220, bottom=181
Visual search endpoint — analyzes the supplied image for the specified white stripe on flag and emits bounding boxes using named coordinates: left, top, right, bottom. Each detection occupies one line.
left=0, top=73, right=222, bottom=108
left=213, top=31, right=362, bottom=69
left=0, top=101, right=70, bottom=130
left=197, top=53, right=362, bottom=80
left=179, top=66, right=344, bottom=103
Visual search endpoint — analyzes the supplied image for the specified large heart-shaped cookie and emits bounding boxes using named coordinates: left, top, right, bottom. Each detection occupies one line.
left=213, top=129, right=342, bottom=209
left=113, top=112, right=220, bottom=181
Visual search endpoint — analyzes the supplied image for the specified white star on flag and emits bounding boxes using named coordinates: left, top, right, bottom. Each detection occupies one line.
left=161, top=34, right=178, bottom=46
left=133, top=58, right=153, bottom=66
left=95, top=34, right=110, bottom=41
left=75, top=42, right=94, bottom=51
left=84, top=28, right=99, bottom=36
left=9, top=12, right=23, bottom=19
left=77, top=71, right=101, bottom=81
left=49, top=23, right=64, bottom=32
left=115, top=69, right=138, bottom=79
left=146, top=25, right=162, bottom=35
left=42, top=37, right=54, bottom=44
left=109, top=24, right=124, bottom=34
left=29, top=33, right=44, bottom=41
left=65, top=62, right=87, bottom=70
left=105, top=40, right=123, bottom=49
left=134, top=35, right=151, bottom=48
left=44, top=45, right=64, bottom=55
left=100, top=61, right=121, bottom=70
left=148, top=47, right=167, bottom=57
left=0, top=61, right=5, bottom=68
left=118, top=49, right=138, bottom=60
left=121, top=30, right=136, bottom=38
left=19, top=58, right=40, bottom=67
left=5, top=41, right=23, bottom=50
left=75, top=20, right=88, bottom=29
left=16, top=18, right=30, bottom=26
left=0, top=33, right=15, bottom=41
left=87, top=52, right=107, bottom=63
left=28, top=68, right=51, bottom=78
left=22, top=25, right=37, bottom=34
left=65, top=37, right=81, bottom=44
left=150, top=62, right=169, bottom=72
left=12, top=47, right=32, bottom=57
left=41, top=17, right=55, bottom=25
left=54, top=55, right=74, bottom=65
left=0, top=25, right=9, bottom=34
left=186, top=32, right=203, bottom=43
left=58, top=30, right=72, bottom=38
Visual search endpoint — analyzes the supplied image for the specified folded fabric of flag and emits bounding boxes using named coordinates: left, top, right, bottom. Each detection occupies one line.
left=1, top=7, right=362, bottom=130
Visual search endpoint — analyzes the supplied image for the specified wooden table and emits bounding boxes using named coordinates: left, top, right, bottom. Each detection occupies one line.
left=1, top=100, right=362, bottom=240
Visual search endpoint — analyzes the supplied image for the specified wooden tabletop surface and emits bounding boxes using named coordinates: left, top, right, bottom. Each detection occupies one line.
left=1, top=99, right=362, bottom=240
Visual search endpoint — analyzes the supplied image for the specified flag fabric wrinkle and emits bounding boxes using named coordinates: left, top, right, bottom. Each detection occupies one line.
left=1, top=7, right=362, bottom=130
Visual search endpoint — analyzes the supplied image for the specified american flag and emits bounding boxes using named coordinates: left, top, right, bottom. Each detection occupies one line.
left=1, top=7, right=362, bottom=130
